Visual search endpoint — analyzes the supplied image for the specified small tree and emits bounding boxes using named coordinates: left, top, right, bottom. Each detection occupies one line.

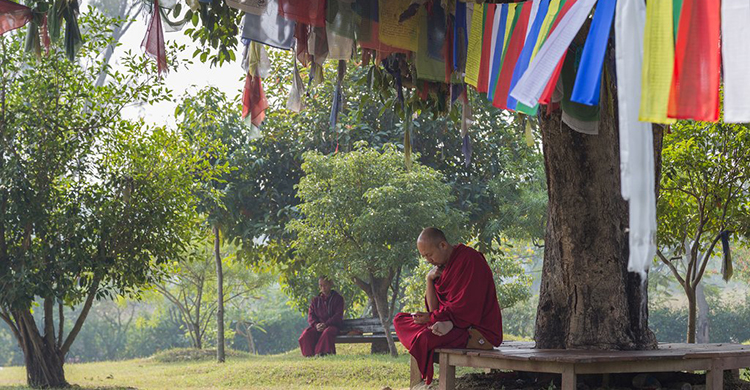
left=657, top=121, right=750, bottom=343
left=154, top=230, right=272, bottom=350
left=288, top=144, right=465, bottom=357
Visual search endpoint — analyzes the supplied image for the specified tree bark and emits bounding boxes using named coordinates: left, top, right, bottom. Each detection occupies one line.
left=214, top=225, right=225, bottom=363
left=16, top=310, right=67, bottom=388
left=696, top=282, right=709, bottom=343
left=534, top=71, right=658, bottom=350
left=686, top=287, right=697, bottom=343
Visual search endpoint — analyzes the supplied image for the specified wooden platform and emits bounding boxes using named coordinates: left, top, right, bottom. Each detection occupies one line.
left=432, top=341, right=750, bottom=390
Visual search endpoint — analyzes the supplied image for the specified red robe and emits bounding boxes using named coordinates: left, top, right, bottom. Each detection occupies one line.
left=394, top=244, right=503, bottom=384
left=298, top=290, right=344, bottom=356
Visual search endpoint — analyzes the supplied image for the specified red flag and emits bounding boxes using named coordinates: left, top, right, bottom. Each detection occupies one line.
left=667, top=0, right=721, bottom=121
left=278, top=0, right=326, bottom=27
left=242, top=74, right=268, bottom=128
left=294, top=23, right=310, bottom=67
left=476, top=4, right=496, bottom=94
left=0, top=0, right=31, bottom=35
left=539, top=0, right=577, bottom=105
left=492, top=2, right=532, bottom=110
left=141, top=0, right=167, bottom=76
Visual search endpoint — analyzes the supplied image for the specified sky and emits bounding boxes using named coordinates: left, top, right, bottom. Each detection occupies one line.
left=106, top=3, right=249, bottom=127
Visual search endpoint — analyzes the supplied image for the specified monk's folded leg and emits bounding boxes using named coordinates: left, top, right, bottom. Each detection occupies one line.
left=394, top=313, right=469, bottom=385
left=314, top=326, right=339, bottom=356
left=393, top=312, right=429, bottom=350
left=298, top=327, right=320, bottom=357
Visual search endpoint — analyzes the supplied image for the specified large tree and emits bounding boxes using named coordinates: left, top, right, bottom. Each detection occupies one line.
left=288, top=145, right=466, bottom=356
left=0, top=12, right=214, bottom=388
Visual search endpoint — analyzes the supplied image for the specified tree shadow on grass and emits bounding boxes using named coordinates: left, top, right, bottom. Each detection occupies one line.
left=0, top=387, right=138, bottom=390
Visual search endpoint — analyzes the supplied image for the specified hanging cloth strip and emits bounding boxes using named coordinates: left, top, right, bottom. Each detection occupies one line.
left=667, top=0, right=720, bottom=122
left=247, top=41, right=271, bottom=78
left=142, top=0, right=168, bottom=75
left=379, top=0, right=419, bottom=52
left=453, top=0, right=468, bottom=73
left=570, top=0, right=616, bottom=106
left=278, top=0, right=326, bottom=27
left=487, top=4, right=509, bottom=102
left=287, top=52, right=306, bottom=112
left=464, top=3, right=484, bottom=88
left=330, top=60, right=347, bottom=130
left=294, top=23, right=310, bottom=66
left=537, top=0, right=575, bottom=106
left=492, top=1, right=531, bottom=110
left=242, top=73, right=269, bottom=128
left=508, top=0, right=550, bottom=111
left=241, top=0, right=295, bottom=50
left=639, top=0, right=676, bottom=124
left=508, top=0, right=594, bottom=108
left=559, top=47, right=599, bottom=134
left=721, top=0, right=750, bottom=123
left=720, top=230, right=733, bottom=281
left=416, top=4, right=446, bottom=82
left=476, top=4, right=495, bottom=94
left=615, top=0, right=655, bottom=278
left=0, top=0, right=31, bottom=35
left=308, top=26, right=328, bottom=86
left=327, top=0, right=355, bottom=60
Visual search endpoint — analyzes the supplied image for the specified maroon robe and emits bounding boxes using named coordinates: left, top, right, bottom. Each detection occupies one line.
left=298, top=290, right=344, bottom=356
left=394, top=244, right=503, bottom=384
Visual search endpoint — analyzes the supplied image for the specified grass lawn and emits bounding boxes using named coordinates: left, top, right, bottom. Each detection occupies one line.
left=0, top=344, right=476, bottom=390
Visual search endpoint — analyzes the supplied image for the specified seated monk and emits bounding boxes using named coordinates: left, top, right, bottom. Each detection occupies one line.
left=298, top=276, right=345, bottom=357
left=394, top=227, right=503, bottom=386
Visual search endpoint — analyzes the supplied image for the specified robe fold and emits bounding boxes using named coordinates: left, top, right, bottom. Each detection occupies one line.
left=298, top=290, right=345, bottom=357
left=394, top=244, right=503, bottom=384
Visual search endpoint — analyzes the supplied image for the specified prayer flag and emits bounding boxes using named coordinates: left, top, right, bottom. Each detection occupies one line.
left=142, top=0, right=167, bottom=75
left=278, top=0, right=326, bottom=27
left=241, top=0, right=295, bottom=50
left=639, top=0, right=676, bottom=124
left=509, top=0, right=550, bottom=111
left=492, top=1, right=531, bottom=110
left=379, top=0, right=418, bottom=52
left=667, top=0, right=721, bottom=122
left=464, top=4, right=484, bottom=88
left=0, top=0, right=31, bottom=35
left=477, top=4, right=496, bottom=93
left=571, top=0, right=616, bottom=106
left=721, top=0, right=750, bottom=123
left=487, top=5, right=508, bottom=101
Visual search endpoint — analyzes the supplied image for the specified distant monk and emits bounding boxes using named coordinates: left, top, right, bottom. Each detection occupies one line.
left=394, top=228, right=503, bottom=385
left=298, top=276, right=345, bottom=357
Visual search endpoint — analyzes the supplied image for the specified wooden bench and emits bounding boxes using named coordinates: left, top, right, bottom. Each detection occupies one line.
left=335, top=318, right=398, bottom=351
left=432, top=341, right=750, bottom=390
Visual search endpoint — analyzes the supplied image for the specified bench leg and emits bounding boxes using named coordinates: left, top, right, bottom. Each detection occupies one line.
left=439, top=353, right=455, bottom=390
left=562, top=367, right=576, bottom=390
left=707, top=369, right=724, bottom=390
left=410, top=355, right=422, bottom=388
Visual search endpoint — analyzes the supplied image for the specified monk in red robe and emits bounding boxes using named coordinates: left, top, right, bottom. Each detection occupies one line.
left=298, top=276, right=345, bottom=357
left=394, top=228, right=503, bottom=385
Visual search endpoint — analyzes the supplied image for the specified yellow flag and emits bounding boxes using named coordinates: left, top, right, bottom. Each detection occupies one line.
left=379, top=0, right=419, bottom=52
left=639, top=0, right=676, bottom=124
left=464, top=4, right=485, bottom=88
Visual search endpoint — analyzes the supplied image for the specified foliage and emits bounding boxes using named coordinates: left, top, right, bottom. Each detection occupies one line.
left=656, top=121, right=750, bottom=342
left=0, top=10, right=214, bottom=386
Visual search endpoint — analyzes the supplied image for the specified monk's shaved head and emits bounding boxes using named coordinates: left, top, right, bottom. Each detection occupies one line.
left=417, top=228, right=454, bottom=266
left=418, top=227, right=449, bottom=246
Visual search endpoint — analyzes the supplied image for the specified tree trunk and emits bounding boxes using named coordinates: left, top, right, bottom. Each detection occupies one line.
left=17, top=312, right=67, bottom=388
left=686, top=287, right=697, bottom=343
left=696, top=282, right=709, bottom=343
left=214, top=226, right=225, bottom=362
left=370, top=276, right=399, bottom=357
left=534, top=70, right=658, bottom=350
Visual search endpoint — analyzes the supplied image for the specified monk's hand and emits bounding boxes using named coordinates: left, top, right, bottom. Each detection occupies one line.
left=315, top=323, right=326, bottom=332
left=429, top=321, right=454, bottom=336
left=426, top=266, right=443, bottom=282
left=411, top=312, right=430, bottom=324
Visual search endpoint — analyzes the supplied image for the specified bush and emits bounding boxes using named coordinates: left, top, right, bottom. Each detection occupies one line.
left=649, top=296, right=750, bottom=343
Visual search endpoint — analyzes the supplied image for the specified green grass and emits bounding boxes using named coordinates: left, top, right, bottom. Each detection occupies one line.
left=0, top=344, right=420, bottom=390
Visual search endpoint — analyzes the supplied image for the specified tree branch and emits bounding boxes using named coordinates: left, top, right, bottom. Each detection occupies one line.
left=43, top=297, right=55, bottom=345
left=57, top=302, right=64, bottom=349
left=61, top=275, right=101, bottom=356
left=694, top=232, right=724, bottom=284
left=0, top=310, right=21, bottom=343
left=657, top=249, right=686, bottom=288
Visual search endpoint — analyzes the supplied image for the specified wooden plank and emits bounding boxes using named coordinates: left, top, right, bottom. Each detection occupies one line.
left=574, top=358, right=713, bottom=374
left=439, top=353, right=456, bottom=390
left=334, top=335, right=399, bottom=343
left=562, top=367, right=576, bottom=390
left=447, top=354, right=570, bottom=374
